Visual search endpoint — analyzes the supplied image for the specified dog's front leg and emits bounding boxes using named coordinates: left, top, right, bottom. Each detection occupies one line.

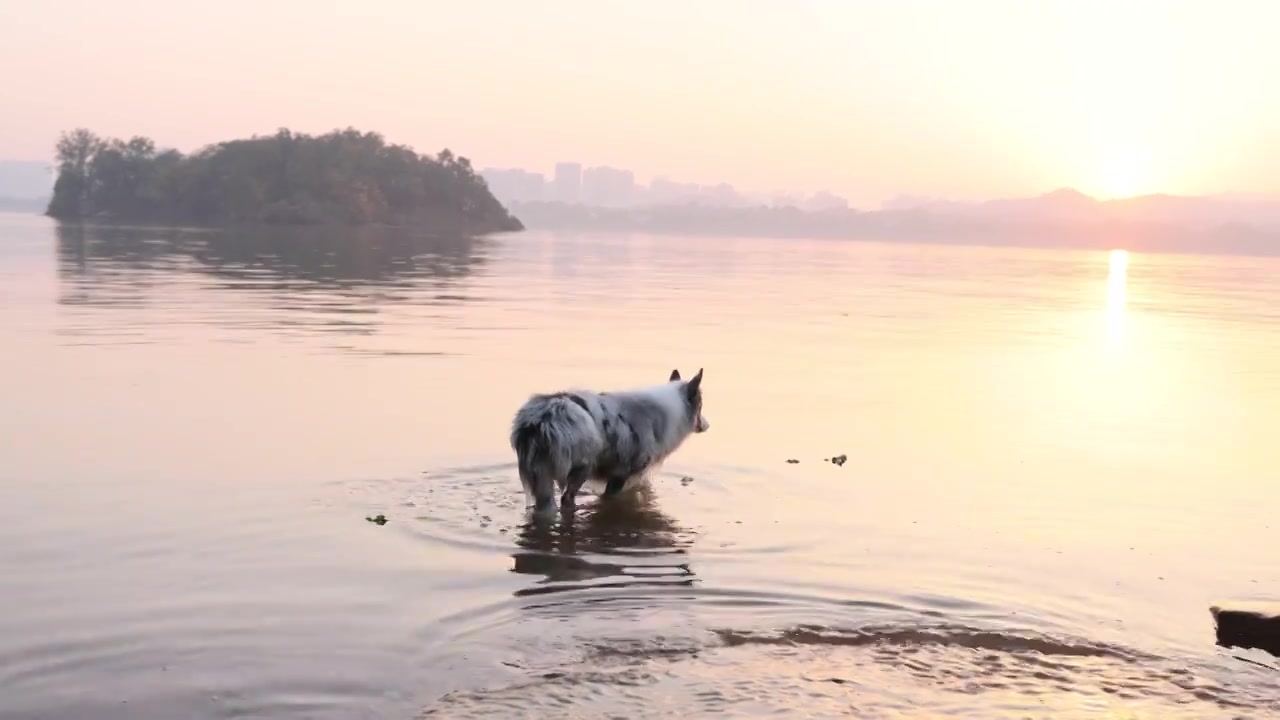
left=601, top=474, right=630, bottom=498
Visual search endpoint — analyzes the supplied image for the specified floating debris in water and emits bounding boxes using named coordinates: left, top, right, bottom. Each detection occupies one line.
left=786, top=459, right=800, bottom=464
left=827, top=454, right=848, bottom=466
left=365, top=514, right=388, bottom=525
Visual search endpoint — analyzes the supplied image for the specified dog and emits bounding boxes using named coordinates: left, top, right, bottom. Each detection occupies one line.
left=510, top=368, right=709, bottom=513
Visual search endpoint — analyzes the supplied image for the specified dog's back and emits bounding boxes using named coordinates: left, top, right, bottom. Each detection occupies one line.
left=510, top=392, right=603, bottom=511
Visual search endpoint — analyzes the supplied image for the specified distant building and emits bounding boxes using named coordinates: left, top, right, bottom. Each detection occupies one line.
left=647, top=177, right=702, bottom=206
left=701, top=182, right=746, bottom=208
left=480, top=168, right=547, bottom=205
left=769, top=193, right=801, bottom=209
left=553, top=162, right=583, bottom=204
left=581, top=166, right=636, bottom=207
left=803, top=191, right=850, bottom=212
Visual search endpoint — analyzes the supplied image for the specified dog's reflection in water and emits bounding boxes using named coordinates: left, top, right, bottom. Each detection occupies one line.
left=510, top=484, right=696, bottom=594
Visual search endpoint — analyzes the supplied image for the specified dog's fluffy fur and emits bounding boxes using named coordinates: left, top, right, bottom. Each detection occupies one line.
left=510, top=368, right=710, bottom=512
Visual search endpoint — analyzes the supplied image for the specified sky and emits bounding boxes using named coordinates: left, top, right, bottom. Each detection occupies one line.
left=3, top=0, right=1280, bottom=206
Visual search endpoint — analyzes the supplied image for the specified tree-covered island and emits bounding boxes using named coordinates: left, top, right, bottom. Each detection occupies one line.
left=46, top=128, right=523, bottom=233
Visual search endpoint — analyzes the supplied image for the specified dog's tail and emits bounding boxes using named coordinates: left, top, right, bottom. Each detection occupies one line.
left=512, top=421, right=558, bottom=512
left=510, top=394, right=601, bottom=512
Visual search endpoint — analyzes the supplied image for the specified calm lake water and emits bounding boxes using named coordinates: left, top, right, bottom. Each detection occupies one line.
left=1, top=212, right=1277, bottom=719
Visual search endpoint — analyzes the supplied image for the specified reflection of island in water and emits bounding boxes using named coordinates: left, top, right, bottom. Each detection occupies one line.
left=511, top=487, right=697, bottom=597
left=55, top=223, right=491, bottom=341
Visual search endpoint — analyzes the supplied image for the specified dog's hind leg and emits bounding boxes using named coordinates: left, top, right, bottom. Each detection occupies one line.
left=560, top=465, right=590, bottom=510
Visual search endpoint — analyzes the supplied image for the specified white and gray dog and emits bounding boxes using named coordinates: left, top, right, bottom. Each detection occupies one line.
left=510, top=368, right=710, bottom=513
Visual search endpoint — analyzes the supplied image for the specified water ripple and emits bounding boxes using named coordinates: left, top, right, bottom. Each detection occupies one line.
left=421, top=622, right=1279, bottom=719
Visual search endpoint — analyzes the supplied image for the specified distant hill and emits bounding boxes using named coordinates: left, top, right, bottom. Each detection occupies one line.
left=884, top=188, right=1280, bottom=228
left=511, top=189, right=1280, bottom=256
left=45, top=128, right=523, bottom=234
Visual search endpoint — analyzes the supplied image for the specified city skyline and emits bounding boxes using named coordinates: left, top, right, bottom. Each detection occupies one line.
left=481, top=161, right=851, bottom=211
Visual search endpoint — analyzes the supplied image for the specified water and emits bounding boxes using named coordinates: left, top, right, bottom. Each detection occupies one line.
left=2, top=213, right=1277, bottom=718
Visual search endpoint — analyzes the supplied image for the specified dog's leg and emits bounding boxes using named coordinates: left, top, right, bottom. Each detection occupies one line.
left=531, top=493, right=557, bottom=516
left=560, top=465, right=590, bottom=510
left=601, top=474, right=629, bottom=498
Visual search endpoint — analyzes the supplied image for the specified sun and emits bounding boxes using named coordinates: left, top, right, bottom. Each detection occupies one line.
left=1098, top=152, right=1143, bottom=199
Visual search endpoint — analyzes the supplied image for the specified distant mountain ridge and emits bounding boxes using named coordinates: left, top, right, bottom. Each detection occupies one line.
left=511, top=188, right=1280, bottom=256
left=882, top=188, right=1280, bottom=229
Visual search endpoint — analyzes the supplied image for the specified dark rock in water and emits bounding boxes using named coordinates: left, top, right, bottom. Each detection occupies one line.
left=829, top=454, right=848, bottom=467
left=1211, top=604, right=1280, bottom=657
left=786, top=459, right=800, bottom=464
left=366, top=514, right=388, bottom=525
left=680, top=476, right=694, bottom=486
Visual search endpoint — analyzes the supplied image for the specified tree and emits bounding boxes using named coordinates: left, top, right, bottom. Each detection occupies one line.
left=47, top=129, right=104, bottom=217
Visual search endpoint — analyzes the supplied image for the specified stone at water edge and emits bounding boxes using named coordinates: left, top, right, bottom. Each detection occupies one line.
left=1210, top=603, right=1280, bottom=657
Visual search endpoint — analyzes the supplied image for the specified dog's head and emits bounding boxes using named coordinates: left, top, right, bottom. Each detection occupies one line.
left=669, top=368, right=709, bottom=433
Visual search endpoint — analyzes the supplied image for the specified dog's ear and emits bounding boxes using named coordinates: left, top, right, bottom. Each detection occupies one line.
left=669, top=369, right=681, bottom=382
left=685, top=368, right=703, bottom=398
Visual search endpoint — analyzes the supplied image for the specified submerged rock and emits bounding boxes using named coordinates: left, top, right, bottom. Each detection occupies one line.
left=1211, top=604, right=1280, bottom=657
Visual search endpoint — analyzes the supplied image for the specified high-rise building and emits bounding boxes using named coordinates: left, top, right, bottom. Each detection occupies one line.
left=553, top=162, right=582, bottom=204
left=803, top=191, right=850, bottom=212
left=480, top=168, right=547, bottom=205
left=647, top=177, right=701, bottom=206
left=701, top=182, right=745, bottom=208
left=581, top=166, right=636, bottom=207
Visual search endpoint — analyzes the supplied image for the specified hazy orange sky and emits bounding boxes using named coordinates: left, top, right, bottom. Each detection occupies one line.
left=4, top=0, right=1280, bottom=206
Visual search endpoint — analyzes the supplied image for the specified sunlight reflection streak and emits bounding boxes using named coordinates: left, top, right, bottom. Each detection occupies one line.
left=1106, top=249, right=1128, bottom=344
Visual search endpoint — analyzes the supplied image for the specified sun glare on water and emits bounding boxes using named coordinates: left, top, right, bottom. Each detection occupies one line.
left=1106, top=249, right=1128, bottom=344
